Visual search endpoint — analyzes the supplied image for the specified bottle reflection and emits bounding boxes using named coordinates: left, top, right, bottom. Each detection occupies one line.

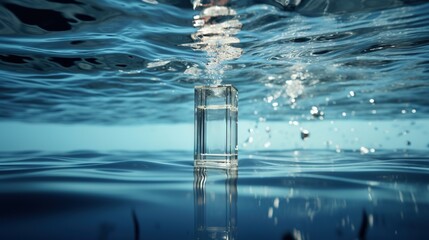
left=194, top=167, right=237, bottom=240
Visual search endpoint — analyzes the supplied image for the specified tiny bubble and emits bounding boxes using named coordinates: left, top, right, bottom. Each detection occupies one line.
left=401, top=109, right=407, bottom=114
left=289, top=121, right=299, bottom=126
left=265, top=127, right=271, bottom=133
left=264, top=142, right=271, bottom=148
left=248, top=128, right=254, bottom=133
left=349, top=91, right=355, bottom=97
left=342, top=112, right=347, bottom=117
left=371, top=110, right=377, bottom=114
left=407, top=141, right=411, bottom=146
left=335, top=145, right=341, bottom=153
left=369, top=99, right=375, bottom=104
left=411, top=109, right=416, bottom=113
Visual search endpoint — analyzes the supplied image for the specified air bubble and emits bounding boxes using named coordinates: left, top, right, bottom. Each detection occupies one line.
left=360, top=146, right=369, bottom=154
left=300, top=129, right=310, bottom=140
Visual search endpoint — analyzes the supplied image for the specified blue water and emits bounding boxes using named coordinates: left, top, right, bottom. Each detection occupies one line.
left=1, top=0, right=429, bottom=239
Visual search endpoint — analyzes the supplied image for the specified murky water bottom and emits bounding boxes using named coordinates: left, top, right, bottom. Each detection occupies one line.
left=1, top=150, right=428, bottom=239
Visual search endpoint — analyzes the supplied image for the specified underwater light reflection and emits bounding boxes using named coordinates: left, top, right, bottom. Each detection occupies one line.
left=194, top=167, right=237, bottom=240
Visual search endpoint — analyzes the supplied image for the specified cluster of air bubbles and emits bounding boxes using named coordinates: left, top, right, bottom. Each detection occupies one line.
left=360, top=146, right=375, bottom=155
left=185, top=0, right=243, bottom=85
left=310, top=106, right=324, bottom=119
left=243, top=116, right=272, bottom=148
left=244, top=128, right=254, bottom=146
left=285, top=79, right=304, bottom=104
left=263, top=65, right=308, bottom=112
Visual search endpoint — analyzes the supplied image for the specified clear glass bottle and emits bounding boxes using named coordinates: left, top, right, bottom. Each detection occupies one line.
left=194, top=84, right=238, bottom=168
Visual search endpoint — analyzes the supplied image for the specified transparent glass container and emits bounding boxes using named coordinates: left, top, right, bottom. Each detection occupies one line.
left=194, top=84, right=238, bottom=168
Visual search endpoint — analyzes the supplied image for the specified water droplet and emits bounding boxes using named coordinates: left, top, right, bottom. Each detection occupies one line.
left=348, top=91, right=355, bottom=97
left=300, top=129, right=310, bottom=140
left=272, top=102, right=279, bottom=107
left=268, top=207, right=273, bottom=218
left=259, top=117, right=266, bottom=122
left=265, top=127, right=271, bottom=133
left=401, top=109, right=407, bottom=114
left=371, top=110, right=377, bottom=114
left=368, top=214, right=374, bottom=227
left=411, top=109, right=416, bottom=113
left=247, top=136, right=254, bottom=144
left=369, top=99, right=375, bottom=104
left=273, top=198, right=279, bottom=208
left=342, top=112, right=347, bottom=117
left=407, top=141, right=411, bottom=146
left=264, top=142, right=271, bottom=148
left=248, top=128, right=254, bottom=133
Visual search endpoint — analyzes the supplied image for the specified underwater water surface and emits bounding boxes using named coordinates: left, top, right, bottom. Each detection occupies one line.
left=1, top=0, right=429, bottom=239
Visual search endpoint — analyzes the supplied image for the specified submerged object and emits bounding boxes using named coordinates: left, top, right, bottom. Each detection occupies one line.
left=194, top=84, right=238, bottom=168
